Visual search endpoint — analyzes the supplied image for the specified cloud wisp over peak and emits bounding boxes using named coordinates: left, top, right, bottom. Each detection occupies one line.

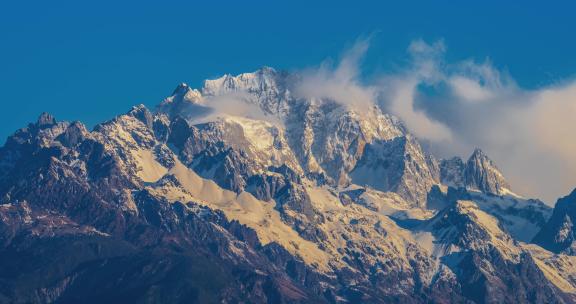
left=297, top=38, right=576, bottom=203
left=379, top=39, right=576, bottom=203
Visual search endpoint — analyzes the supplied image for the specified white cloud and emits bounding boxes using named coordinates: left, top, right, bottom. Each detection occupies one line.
left=448, top=76, right=494, bottom=102
left=293, top=37, right=376, bottom=111
left=377, top=39, right=453, bottom=142
left=379, top=39, right=576, bottom=203
left=384, top=77, right=453, bottom=142
left=294, top=38, right=452, bottom=142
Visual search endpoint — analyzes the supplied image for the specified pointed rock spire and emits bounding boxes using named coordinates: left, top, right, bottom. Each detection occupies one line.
left=464, top=148, right=511, bottom=195
left=440, top=148, right=512, bottom=196
left=36, top=112, right=56, bottom=127
left=172, top=82, right=191, bottom=96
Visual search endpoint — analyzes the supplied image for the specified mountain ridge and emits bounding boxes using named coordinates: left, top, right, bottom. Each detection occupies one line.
left=0, top=67, right=573, bottom=303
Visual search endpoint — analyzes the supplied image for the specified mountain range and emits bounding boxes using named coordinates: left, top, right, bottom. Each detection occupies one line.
left=0, top=67, right=575, bottom=303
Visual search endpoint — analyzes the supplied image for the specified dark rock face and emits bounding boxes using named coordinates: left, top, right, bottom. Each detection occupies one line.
left=244, top=165, right=326, bottom=243
left=36, top=112, right=57, bottom=127
left=424, top=202, right=567, bottom=304
left=165, top=118, right=260, bottom=193
left=350, top=136, right=439, bottom=207
left=533, top=189, right=576, bottom=254
left=439, top=157, right=466, bottom=188
left=156, top=83, right=211, bottom=120
left=452, top=250, right=566, bottom=304
left=56, top=121, right=89, bottom=148
left=246, top=170, right=289, bottom=202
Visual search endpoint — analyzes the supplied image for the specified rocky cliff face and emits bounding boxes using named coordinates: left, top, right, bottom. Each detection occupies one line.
left=417, top=200, right=566, bottom=303
left=0, top=68, right=574, bottom=303
left=534, top=189, right=576, bottom=254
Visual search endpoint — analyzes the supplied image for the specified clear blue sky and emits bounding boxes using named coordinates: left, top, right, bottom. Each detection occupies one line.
left=1, top=0, right=575, bottom=142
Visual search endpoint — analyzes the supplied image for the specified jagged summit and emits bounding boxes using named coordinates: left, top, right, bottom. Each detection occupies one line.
left=157, top=82, right=204, bottom=118
left=130, top=103, right=148, bottom=110
left=440, top=148, right=512, bottom=196
left=202, top=66, right=279, bottom=95
left=36, top=112, right=56, bottom=127
left=465, top=147, right=511, bottom=195
left=128, top=104, right=154, bottom=128
left=472, top=147, right=485, bottom=156
left=172, top=82, right=191, bottom=95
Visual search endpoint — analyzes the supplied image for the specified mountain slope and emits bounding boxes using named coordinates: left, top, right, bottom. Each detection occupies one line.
left=416, top=200, right=567, bottom=303
left=533, top=188, right=576, bottom=254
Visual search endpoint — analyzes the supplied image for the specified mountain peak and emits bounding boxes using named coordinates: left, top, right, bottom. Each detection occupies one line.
left=36, top=112, right=56, bottom=127
left=172, top=82, right=191, bottom=96
left=465, top=148, right=511, bottom=195
left=202, top=67, right=281, bottom=97
left=440, top=148, right=512, bottom=196
left=257, top=66, right=277, bottom=75
left=127, top=104, right=153, bottom=128
left=470, top=147, right=486, bottom=158
left=157, top=82, right=204, bottom=117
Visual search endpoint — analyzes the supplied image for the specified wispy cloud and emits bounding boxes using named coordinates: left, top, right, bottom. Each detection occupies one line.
left=377, top=39, right=453, bottom=142
left=375, top=39, right=576, bottom=203
left=293, top=37, right=376, bottom=110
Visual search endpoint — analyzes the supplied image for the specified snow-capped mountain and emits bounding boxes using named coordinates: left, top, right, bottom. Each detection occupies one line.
left=0, top=67, right=574, bottom=303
